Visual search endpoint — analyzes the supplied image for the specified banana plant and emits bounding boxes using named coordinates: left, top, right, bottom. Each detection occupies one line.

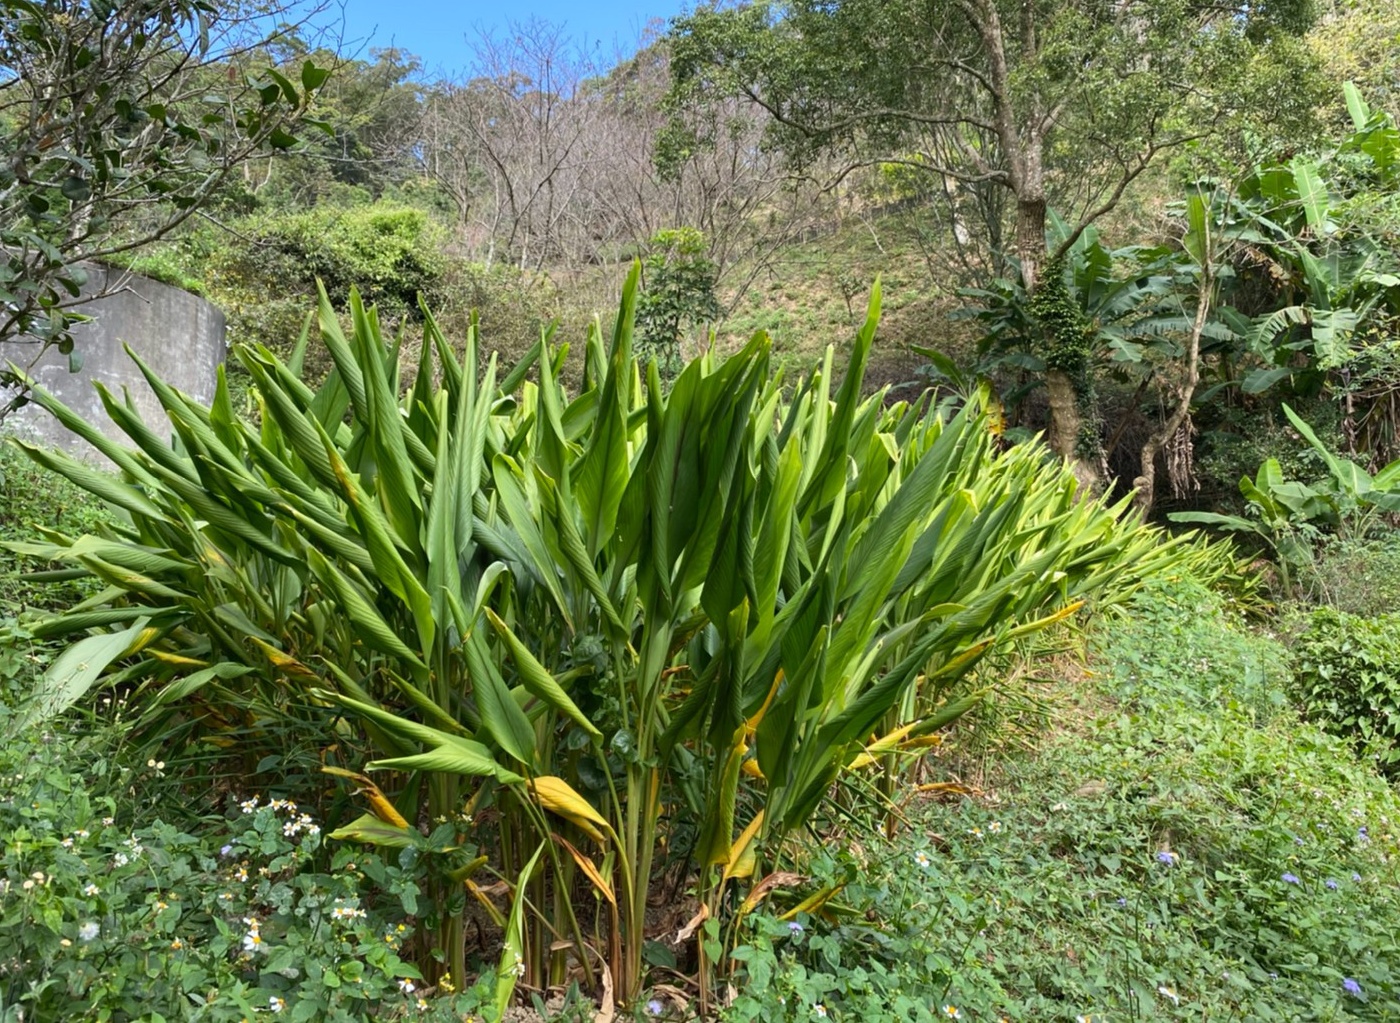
left=1171, top=403, right=1400, bottom=592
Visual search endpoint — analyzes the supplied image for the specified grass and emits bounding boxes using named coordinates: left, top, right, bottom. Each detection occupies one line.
left=714, top=211, right=971, bottom=389
left=0, top=442, right=112, bottom=615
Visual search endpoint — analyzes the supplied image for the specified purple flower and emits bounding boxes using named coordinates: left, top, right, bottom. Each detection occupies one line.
left=1352, top=873, right=1363, bottom=883
left=1116, top=898, right=1128, bottom=907
left=646, top=999, right=665, bottom=1016
left=1282, top=872, right=1301, bottom=885
left=1343, top=978, right=1362, bottom=997
left=1156, top=851, right=1177, bottom=866
left=788, top=921, right=804, bottom=935
left=1294, top=836, right=1305, bottom=847
left=1326, top=878, right=1339, bottom=890
left=220, top=844, right=233, bottom=857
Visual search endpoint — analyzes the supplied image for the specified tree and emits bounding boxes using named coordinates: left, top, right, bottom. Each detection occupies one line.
left=635, top=226, right=720, bottom=377
left=667, top=0, right=1323, bottom=484
left=420, top=21, right=600, bottom=272
left=248, top=45, right=428, bottom=205
left=0, top=0, right=333, bottom=421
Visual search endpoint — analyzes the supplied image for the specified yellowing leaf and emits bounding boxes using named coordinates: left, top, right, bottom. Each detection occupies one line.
left=328, top=812, right=416, bottom=849
left=778, top=881, right=843, bottom=921
left=846, top=721, right=921, bottom=771
left=553, top=833, right=616, bottom=906
left=251, top=637, right=322, bottom=682
left=322, top=766, right=411, bottom=828
left=744, top=669, right=784, bottom=736
left=530, top=776, right=611, bottom=843
left=722, top=810, right=764, bottom=884
left=738, top=870, right=806, bottom=918
left=147, top=650, right=209, bottom=668
left=675, top=904, right=709, bottom=942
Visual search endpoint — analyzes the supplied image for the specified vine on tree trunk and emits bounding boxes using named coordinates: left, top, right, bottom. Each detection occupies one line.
left=1031, top=255, right=1102, bottom=462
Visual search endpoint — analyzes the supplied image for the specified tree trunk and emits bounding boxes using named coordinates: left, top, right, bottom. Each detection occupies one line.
left=1017, top=192, right=1100, bottom=489
left=1044, top=368, right=1081, bottom=459
left=1015, top=194, right=1047, bottom=293
left=971, top=0, right=1096, bottom=486
left=1135, top=271, right=1211, bottom=516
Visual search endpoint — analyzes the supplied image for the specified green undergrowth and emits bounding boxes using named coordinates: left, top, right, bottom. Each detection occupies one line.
left=1, top=442, right=113, bottom=695
left=1, top=442, right=112, bottom=606
left=725, top=577, right=1400, bottom=1022
left=715, top=213, right=962, bottom=385
left=0, top=696, right=516, bottom=1022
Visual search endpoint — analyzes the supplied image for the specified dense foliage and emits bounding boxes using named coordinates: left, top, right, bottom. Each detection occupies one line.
left=0, top=0, right=329, bottom=417
left=1294, top=608, right=1400, bottom=775
left=723, top=576, right=1400, bottom=1021
left=5, top=1, right=1400, bottom=1019
left=4, top=275, right=1229, bottom=1008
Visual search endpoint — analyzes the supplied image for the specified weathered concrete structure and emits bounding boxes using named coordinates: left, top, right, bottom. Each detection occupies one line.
left=2, top=264, right=225, bottom=462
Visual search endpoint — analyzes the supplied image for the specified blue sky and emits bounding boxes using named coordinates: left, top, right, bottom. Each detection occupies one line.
left=334, top=0, right=692, bottom=76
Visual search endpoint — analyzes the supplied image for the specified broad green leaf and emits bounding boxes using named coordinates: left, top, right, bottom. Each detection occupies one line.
left=1240, top=367, right=1291, bottom=394
left=464, top=631, right=536, bottom=767
left=328, top=813, right=418, bottom=849
left=484, top=609, right=600, bottom=740
left=1290, top=157, right=1330, bottom=232
left=368, top=737, right=515, bottom=781
left=13, top=441, right=166, bottom=522
left=19, top=619, right=150, bottom=727
left=1344, top=81, right=1370, bottom=132
left=346, top=288, right=423, bottom=549
left=1182, top=193, right=1210, bottom=266
left=1167, top=511, right=1263, bottom=535
left=305, top=549, right=425, bottom=667
left=491, top=455, right=573, bottom=627
left=494, top=842, right=545, bottom=1021
left=575, top=263, right=639, bottom=554
left=1282, top=403, right=1372, bottom=496
left=146, top=663, right=255, bottom=708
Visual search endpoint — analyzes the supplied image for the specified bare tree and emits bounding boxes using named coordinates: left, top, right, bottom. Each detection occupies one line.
left=420, top=22, right=601, bottom=273
left=419, top=23, right=830, bottom=329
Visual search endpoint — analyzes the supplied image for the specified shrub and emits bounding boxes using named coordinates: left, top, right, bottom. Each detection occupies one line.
left=1293, top=607, right=1400, bottom=774
left=1304, top=534, right=1400, bottom=617
left=7, top=272, right=1225, bottom=1006
left=0, top=700, right=500, bottom=1022
left=207, top=200, right=449, bottom=369
left=238, top=202, right=447, bottom=313
left=635, top=227, right=720, bottom=377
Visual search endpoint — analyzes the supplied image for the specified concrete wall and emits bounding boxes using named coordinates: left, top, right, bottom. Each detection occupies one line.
left=2, top=264, right=225, bottom=462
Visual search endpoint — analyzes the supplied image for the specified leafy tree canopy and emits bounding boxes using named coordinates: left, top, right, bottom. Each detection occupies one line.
left=667, top=0, right=1324, bottom=279
left=0, top=0, right=331, bottom=418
